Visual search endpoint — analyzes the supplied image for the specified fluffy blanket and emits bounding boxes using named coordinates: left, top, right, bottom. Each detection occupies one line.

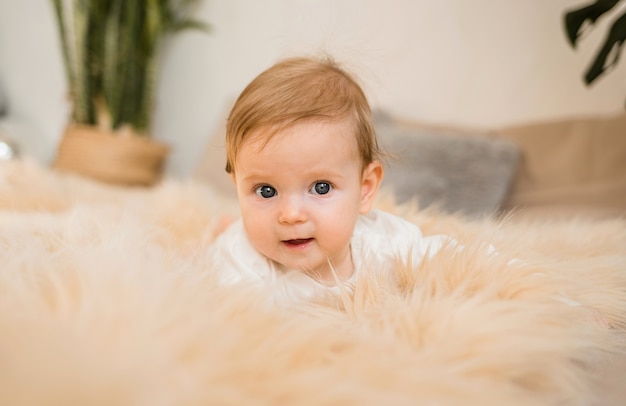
left=1, top=159, right=625, bottom=405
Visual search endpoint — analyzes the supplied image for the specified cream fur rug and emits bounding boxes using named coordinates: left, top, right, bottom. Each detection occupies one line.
left=1, top=159, right=625, bottom=406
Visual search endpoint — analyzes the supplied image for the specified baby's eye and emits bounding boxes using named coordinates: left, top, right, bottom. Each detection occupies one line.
left=255, top=185, right=277, bottom=198
left=311, top=182, right=332, bottom=195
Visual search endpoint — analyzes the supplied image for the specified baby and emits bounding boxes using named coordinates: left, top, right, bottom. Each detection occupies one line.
left=209, top=56, right=452, bottom=302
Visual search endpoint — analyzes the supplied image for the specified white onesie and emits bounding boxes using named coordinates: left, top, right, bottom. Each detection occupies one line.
left=208, top=209, right=454, bottom=303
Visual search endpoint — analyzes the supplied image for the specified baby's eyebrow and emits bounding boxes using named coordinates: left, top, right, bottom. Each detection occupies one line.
left=305, top=169, right=345, bottom=179
left=237, top=168, right=270, bottom=181
left=239, top=174, right=268, bottom=184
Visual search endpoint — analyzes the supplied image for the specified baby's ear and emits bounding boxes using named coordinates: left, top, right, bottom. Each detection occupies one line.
left=359, top=161, right=383, bottom=214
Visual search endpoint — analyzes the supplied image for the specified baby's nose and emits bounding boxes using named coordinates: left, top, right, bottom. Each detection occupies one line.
left=278, top=196, right=307, bottom=224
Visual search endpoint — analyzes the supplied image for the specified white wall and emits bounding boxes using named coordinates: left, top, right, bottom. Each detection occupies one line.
left=0, top=0, right=624, bottom=178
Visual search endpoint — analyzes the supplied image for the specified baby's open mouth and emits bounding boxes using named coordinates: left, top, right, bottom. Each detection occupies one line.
left=283, top=238, right=313, bottom=247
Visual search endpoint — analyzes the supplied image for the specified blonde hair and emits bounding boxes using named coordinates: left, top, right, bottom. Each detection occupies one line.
left=225, top=56, right=381, bottom=173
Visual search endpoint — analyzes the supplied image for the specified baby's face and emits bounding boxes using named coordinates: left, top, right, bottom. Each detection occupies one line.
left=232, top=120, right=381, bottom=282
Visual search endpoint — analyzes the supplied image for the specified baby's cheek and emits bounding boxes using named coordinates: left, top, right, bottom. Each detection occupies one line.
left=321, top=219, right=354, bottom=252
left=242, top=216, right=270, bottom=247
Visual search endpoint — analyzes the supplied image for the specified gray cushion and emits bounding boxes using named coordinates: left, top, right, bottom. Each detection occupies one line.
left=378, top=124, right=520, bottom=217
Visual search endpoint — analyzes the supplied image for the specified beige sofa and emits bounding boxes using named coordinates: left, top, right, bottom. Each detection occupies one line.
left=373, top=111, right=626, bottom=219
left=496, top=112, right=626, bottom=219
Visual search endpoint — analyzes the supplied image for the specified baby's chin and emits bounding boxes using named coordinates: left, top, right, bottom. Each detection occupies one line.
left=274, top=258, right=355, bottom=284
left=259, top=242, right=353, bottom=281
left=270, top=257, right=328, bottom=279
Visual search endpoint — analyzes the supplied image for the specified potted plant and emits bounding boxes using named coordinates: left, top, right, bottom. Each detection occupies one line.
left=51, top=0, right=207, bottom=185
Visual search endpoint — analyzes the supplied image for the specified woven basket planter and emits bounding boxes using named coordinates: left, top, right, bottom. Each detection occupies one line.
left=53, top=125, right=169, bottom=186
